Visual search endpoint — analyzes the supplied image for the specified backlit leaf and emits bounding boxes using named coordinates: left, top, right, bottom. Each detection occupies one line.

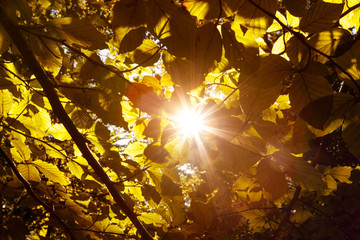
left=342, top=119, right=360, bottom=160
left=138, top=212, right=167, bottom=226
left=283, top=0, right=307, bottom=17
left=235, top=0, right=278, bottom=38
left=17, top=164, right=40, bottom=182
left=289, top=64, right=333, bottom=116
left=256, top=158, right=288, bottom=200
left=221, top=22, right=259, bottom=74
left=50, top=17, right=107, bottom=50
left=128, top=39, right=161, bottom=67
left=299, top=1, right=344, bottom=33
left=274, top=152, right=326, bottom=191
left=309, top=28, right=353, bottom=63
left=33, top=160, right=68, bottom=185
left=328, top=166, right=352, bottom=184
left=119, top=27, right=146, bottom=53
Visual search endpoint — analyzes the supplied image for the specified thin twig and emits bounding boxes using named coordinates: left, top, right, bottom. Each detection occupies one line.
left=0, top=7, right=153, bottom=239
left=0, top=146, right=75, bottom=240
left=246, top=0, right=360, bottom=93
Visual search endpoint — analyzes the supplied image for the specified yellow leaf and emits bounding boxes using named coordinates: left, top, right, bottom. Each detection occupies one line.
left=33, top=160, right=68, bottom=185
left=329, top=166, right=352, bottom=184
left=17, top=164, right=40, bottom=182
left=47, top=123, right=72, bottom=141
left=67, top=161, right=84, bottom=179
left=124, top=142, right=147, bottom=158
left=138, top=212, right=167, bottom=226
left=235, top=0, right=278, bottom=38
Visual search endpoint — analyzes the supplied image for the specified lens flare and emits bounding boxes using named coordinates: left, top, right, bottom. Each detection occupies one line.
left=174, top=108, right=206, bottom=138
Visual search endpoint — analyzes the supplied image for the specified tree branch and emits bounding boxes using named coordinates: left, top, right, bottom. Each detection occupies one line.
left=0, top=146, right=75, bottom=240
left=277, top=186, right=301, bottom=233
left=246, top=0, right=360, bottom=93
left=0, top=7, right=153, bottom=240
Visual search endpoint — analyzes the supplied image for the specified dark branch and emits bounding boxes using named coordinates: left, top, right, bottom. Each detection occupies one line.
left=246, top=0, right=360, bottom=93
left=0, top=7, right=153, bottom=240
left=0, top=146, right=75, bottom=240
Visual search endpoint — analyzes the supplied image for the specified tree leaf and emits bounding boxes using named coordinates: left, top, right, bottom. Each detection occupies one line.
left=240, top=84, right=281, bottom=120
left=239, top=54, right=292, bottom=89
left=17, top=164, right=40, bottom=182
left=256, top=158, right=288, bottom=200
left=300, top=95, right=333, bottom=130
left=285, top=35, right=309, bottom=69
left=235, top=0, right=278, bottom=38
left=28, top=33, right=62, bottom=74
left=221, top=22, right=259, bottom=74
left=111, top=0, right=146, bottom=45
left=283, top=0, right=307, bottom=17
left=138, top=212, right=167, bottom=226
left=289, top=64, right=333, bottom=116
left=342, top=119, right=360, bottom=160
left=334, top=40, right=360, bottom=84
left=50, top=17, right=107, bottom=50
left=328, top=166, right=352, bottom=184
left=309, top=28, right=353, bottom=63
left=195, top=23, right=222, bottom=75
left=119, top=27, right=146, bottom=53
left=274, top=152, right=326, bottom=191
left=182, top=0, right=222, bottom=19
left=128, top=39, right=161, bottom=67
left=145, top=0, right=196, bottom=58
left=125, top=83, right=165, bottom=115
left=299, top=1, right=344, bottom=33
left=33, top=160, right=68, bottom=185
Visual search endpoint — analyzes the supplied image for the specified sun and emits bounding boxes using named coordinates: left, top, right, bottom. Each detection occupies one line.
left=174, top=107, right=206, bottom=138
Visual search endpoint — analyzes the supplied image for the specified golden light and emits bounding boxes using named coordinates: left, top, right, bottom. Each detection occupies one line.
left=174, top=107, right=206, bottom=138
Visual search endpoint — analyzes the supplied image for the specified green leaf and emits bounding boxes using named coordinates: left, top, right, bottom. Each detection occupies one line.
left=17, top=164, right=40, bottom=182
left=299, top=1, right=344, bottom=33
left=216, top=138, right=262, bottom=172
left=125, top=142, right=147, bottom=158
left=289, top=64, right=333, bottom=116
left=161, top=174, right=182, bottom=196
left=33, top=160, right=68, bottom=185
left=235, top=0, right=278, bottom=38
left=50, top=17, right=107, bottom=50
left=0, top=89, right=13, bottom=117
left=256, top=158, right=288, bottom=200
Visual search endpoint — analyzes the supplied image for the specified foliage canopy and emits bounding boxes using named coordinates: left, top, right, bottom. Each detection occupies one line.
left=1, top=0, right=360, bottom=239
